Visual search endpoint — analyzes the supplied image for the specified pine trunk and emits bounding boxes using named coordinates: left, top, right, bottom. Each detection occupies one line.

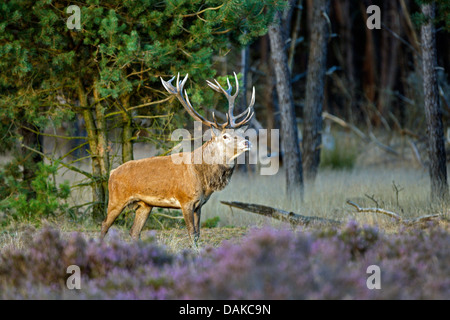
left=268, top=11, right=304, bottom=201
left=93, top=84, right=110, bottom=218
left=18, top=120, right=43, bottom=200
left=302, top=0, right=330, bottom=181
left=121, top=95, right=134, bottom=163
left=78, top=80, right=107, bottom=221
left=421, top=3, right=448, bottom=202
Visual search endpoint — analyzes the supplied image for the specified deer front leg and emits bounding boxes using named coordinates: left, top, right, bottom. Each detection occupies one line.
left=181, top=202, right=199, bottom=245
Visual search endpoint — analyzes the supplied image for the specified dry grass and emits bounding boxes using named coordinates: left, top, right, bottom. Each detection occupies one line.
left=202, top=166, right=448, bottom=231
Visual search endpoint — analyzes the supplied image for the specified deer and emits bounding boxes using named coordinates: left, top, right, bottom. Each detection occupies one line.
left=100, top=72, right=255, bottom=244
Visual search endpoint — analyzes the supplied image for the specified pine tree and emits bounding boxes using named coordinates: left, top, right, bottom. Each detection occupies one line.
left=419, top=1, right=449, bottom=202
left=0, top=0, right=286, bottom=220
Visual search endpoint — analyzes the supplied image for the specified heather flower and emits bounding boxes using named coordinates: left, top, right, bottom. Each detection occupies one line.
left=0, top=222, right=447, bottom=299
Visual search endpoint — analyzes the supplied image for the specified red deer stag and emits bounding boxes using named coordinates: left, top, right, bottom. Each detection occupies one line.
left=100, top=73, right=254, bottom=243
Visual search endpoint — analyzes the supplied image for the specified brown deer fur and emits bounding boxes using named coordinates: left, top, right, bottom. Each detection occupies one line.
left=101, top=73, right=254, bottom=243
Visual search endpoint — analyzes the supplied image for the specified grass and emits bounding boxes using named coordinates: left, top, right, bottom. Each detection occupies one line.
left=202, top=166, right=447, bottom=231
left=1, top=166, right=447, bottom=254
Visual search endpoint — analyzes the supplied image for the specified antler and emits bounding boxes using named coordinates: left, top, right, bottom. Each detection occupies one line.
left=161, top=73, right=227, bottom=130
left=206, top=72, right=255, bottom=128
left=161, top=72, right=254, bottom=130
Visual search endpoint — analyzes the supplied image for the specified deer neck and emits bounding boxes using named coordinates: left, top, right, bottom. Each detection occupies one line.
left=191, top=140, right=236, bottom=193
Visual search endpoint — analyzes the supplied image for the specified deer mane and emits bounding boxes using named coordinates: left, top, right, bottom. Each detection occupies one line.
left=191, top=138, right=236, bottom=193
left=193, top=161, right=235, bottom=193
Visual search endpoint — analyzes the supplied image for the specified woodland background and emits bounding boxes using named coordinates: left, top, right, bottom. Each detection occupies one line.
left=1, top=0, right=449, bottom=223
left=0, top=0, right=449, bottom=300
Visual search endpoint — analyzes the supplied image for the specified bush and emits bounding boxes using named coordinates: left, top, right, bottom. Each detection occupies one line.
left=320, top=133, right=358, bottom=170
left=0, top=161, right=71, bottom=223
left=0, top=222, right=448, bottom=299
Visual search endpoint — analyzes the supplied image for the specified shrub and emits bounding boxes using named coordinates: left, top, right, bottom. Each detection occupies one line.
left=0, top=222, right=448, bottom=299
left=320, top=133, right=357, bottom=170
left=0, top=161, right=71, bottom=223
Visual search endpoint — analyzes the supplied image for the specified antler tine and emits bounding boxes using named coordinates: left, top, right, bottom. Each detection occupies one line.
left=233, top=86, right=255, bottom=119
left=161, top=73, right=221, bottom=129
left=232, top=108, right=254, bottom=128
left=205, top=72, right=254, bottom=128
left=206, top=80, right=221, bottom=93
left=228, top=85, right=255, bottom=128
left=231, top=71, right=239, bottom=99
left=161, top=75, right=177, bottom=94
left=183, top=89, right=217, bottom=127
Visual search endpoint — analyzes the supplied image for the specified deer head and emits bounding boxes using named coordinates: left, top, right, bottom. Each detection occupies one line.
left=161, top=73, right=255, bottom=165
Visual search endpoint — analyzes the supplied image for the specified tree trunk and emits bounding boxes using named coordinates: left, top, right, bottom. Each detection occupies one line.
left=18, top=120, right=43, bottom=200
left=288, top=0, right=303, bottom=72
left=260, top=35, right=276, bottom=133
left=240, top=45, right=250, bottom=113
left=377, top=0, right=400, bottom=126
left=421, top=3, right=448, bottom=202
left=302, top=0, right=330, bottom=181
left=93, top=84, right=110, bottom=217
left=268, top=11, right=304, bottom=201
left=360, top=1, right=377, bottom=105
left=120, top=95, right=134, bottom=163
left=334, top=0, right=355, bottom=122
left=77, top=79, right=107, bottom=221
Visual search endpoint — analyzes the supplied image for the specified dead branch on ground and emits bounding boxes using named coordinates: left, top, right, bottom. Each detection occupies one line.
left=346, top=200, right=442, bottom=224
left=220, top=200, right=444, bottom=228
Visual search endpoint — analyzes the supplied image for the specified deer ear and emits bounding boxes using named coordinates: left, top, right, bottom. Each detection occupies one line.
left=211, top=127, right=222, bottom=137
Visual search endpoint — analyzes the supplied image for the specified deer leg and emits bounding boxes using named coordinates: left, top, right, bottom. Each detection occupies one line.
left=193, top=206, right=202, bottom=244
left=101, top=202, right=126, bottom=239
left=130, top=201, right=153, bottom=240
left=181, top=203, right=196, bottom=244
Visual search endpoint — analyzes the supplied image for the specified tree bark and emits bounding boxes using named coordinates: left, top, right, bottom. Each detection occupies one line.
left=260, top=35, right=276, bottom=133
left=93, top=84, right=110, bottom=217
left=268, top=11, right=304, bottom=201
left=240, top=45, right=250, bottom=113
left=18, top=120, right=43, bottom=200
left=77, top=79, right=107, bottom=221
left=334, top=0, right=355, bottom=121
left=360, top=1, right=377, bottom=105
left=302, top=0, right=330, bottom=181
left=421, top=3, right=448, bottom=202
left=120, top=95, right=134, bottom=163
left=377, top=0, right=400, bottom=126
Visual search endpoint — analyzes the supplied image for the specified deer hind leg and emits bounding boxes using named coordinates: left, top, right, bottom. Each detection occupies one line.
left=193, top=206, right=202, bottom=244
left=130, top=201, right=153, bottom=240
left=101, top=201, right=127, bottom=239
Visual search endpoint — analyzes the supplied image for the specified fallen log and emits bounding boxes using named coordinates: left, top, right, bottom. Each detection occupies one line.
left=220, top=201, right=341, bottom=226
